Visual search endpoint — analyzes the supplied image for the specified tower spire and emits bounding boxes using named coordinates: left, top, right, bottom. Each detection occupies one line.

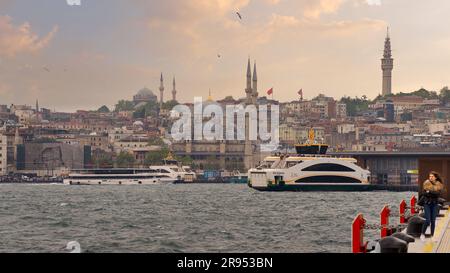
left=252, top=61, right=258, bottom=103
left=245, top=58, right=252, bottom=103
left=172, top=76, right=177, bottom=101
left=159, top=72, right=164, bottom=106
left=381, top=27, right=394, bottom=96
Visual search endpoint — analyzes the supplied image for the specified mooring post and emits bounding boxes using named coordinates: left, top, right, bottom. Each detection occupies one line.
left=410, top=195, right=417, bottom=215
left=352, top=214, right=367, bottom=253
left=399, top=200, right=407, bottom=224
left=380, top=205, right=391, bottom=238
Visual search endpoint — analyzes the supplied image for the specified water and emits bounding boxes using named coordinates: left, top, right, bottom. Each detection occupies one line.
left=0, top=184, right=414, bottom=253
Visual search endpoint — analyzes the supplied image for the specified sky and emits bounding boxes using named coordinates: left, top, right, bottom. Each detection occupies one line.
left=0, top=0, right=450, bottom=112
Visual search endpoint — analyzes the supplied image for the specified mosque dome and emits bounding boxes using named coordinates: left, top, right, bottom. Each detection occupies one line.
left=133, top=87, right=158, bottom=103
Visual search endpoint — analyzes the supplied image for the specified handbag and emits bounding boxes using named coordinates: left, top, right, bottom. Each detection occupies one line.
left=418, top=195, right=426, bottom=206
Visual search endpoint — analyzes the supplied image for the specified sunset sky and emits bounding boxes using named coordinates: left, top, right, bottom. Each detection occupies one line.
left=1, top=0, right=450, bottom=112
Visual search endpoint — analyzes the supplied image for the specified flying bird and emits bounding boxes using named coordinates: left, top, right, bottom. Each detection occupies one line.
left=43, top=67, right=50, bottom=72
left=217, top=54, right=221, bottom=58
left=236, top=12, right=242, bottom=20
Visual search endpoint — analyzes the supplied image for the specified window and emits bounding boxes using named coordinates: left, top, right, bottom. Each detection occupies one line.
left=302, top=163, right=355, bottom=172
left=295, top=176, right=361, bottom=184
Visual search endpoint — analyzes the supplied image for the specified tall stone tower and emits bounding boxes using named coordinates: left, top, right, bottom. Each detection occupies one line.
left=159, top=73, right=164, bottom=106
left=245, top=58, right=252, bottom=104
left=172, top=76, right=177, bottom=101
left=252, top=62, right=258, bottom=104
left=381, top=27, right=394, bottom=96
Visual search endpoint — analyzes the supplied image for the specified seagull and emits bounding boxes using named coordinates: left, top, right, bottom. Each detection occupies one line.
left=236, top=11, right=242, bottom=20
left=43, top=67, right=50, bottom=72
left=217, top=54, right=221, bottom=58
left=65, top=241, right=81, bottom=253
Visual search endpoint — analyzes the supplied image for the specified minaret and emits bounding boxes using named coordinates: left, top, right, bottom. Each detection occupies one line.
left=35, top=99, right=39, bottom=112
left=245, top=58, right=252, bottom=104
left=252, top=61, right=258, bottom=104
left=159, top=73, right=164, bottom=106
left=381, top=27, right=394, bottom=96
left=172, top=76, right=177, bottom=101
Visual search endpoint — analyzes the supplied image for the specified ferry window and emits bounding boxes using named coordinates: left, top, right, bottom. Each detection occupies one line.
left=258, top=161, right=274, bottom=168
left=302, top=164, right=355, bottom=172
left=286, top=161, right=302, bottom=168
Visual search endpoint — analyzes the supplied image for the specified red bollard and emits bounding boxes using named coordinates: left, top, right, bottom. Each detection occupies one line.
left=410, top=195, right=417, bottom=215
left=352, top=214, right=367, bottom=253
left=380, top=205, right=391, bottom=238
left=399, top=200, right=407, bottom=224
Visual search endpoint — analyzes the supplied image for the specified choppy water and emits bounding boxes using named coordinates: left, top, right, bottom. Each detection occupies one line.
left=0, top=184, right=414, bottom=253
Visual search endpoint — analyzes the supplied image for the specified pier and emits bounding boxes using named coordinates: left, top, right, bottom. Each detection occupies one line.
left=351, top=196, right=450, bottom=253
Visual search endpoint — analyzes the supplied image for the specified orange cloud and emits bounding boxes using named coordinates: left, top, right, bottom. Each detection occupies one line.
left=0, top=16, right=58, bottom=58
left=304, top=0, right=344, bottom=19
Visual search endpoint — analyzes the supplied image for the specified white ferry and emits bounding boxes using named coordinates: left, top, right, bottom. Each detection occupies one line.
left=248, top=130, right=373, bottom=191
left=149, top=158, right=196, bottom=182
left=63, top=169, right=177, bottom=185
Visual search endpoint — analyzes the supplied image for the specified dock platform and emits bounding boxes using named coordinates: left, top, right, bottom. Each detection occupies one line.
left=407, top=207, right=450, bottom=253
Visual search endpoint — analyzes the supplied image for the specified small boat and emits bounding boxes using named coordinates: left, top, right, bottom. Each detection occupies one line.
left=247, top=129, right=373, bottom=192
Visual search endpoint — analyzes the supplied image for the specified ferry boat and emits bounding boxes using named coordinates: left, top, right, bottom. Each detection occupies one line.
left=148, top=155, right=197, bottom=182
left=247, top=129, right=373, bottom=191
left=63, top=169, right=178, bottom=185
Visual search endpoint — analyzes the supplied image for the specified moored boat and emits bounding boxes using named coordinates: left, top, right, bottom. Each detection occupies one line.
left=248, top=129, right=373, bottom=192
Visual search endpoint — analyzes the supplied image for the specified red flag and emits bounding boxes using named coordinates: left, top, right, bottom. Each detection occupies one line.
left=267, top=88, right=273, bottom=96
left=298, top=89, right=303, bottom=96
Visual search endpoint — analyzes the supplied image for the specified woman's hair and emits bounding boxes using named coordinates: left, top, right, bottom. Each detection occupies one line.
left=429, top=171, right=443, bottom=183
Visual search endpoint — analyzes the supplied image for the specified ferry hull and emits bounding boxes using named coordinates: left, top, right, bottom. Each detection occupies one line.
left=63, top=178, right=176, bottom=185
left=250, top=183, right=376, bottom=192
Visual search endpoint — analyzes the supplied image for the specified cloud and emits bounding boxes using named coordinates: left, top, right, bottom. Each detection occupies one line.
left=303, top=0, right=345, bottom=19
left=0, top=16, right=58, bottom=58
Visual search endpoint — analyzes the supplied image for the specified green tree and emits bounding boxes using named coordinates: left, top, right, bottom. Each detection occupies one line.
left=133, top=101, right=159, bottom=118
left=92, top=151, right=114, bottom=168
left=176, top=156, right=194, bottom=167
left=115, top=100, right=135, bottom=112
left=97, top=105, right=110, bottom=113
left=439, top=86, right=450, bottom=106
left=162, top=100, right=179, bottom=110
left=339, top=96, right=370, bottom=116
left=116, top=151, right=136, bottom=168
left=148, top=137, right=166, bottom=146
left=144, top=147, right=170, bottom=165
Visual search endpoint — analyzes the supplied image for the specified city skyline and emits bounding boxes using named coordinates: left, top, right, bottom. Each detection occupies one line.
left=1, top=1, right=450, bottom=112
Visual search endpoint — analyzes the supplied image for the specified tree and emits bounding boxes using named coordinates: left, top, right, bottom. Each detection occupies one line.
left=116, top=151, right=136, bottom=168
left=439, top=86, right=450, bottom=106
left=176, top=156, right=194, bottom=167
left=339, top=96, right=370, bottom=116
left=97, top=105, right=110, bottom=113
left=133, top=101, right=159, bottom=118
left=148, top=137, right=166, bottom=146
left=144, top=147, right=170, bottom=165
left=92, top=150, right=114, bottom=168
left=115, top=100, right=135, bottom=112
left=162, top=100, right=179, bottom=110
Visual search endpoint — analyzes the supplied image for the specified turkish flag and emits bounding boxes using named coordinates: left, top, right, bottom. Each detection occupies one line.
left=267, top=88, right=273, bottom=96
